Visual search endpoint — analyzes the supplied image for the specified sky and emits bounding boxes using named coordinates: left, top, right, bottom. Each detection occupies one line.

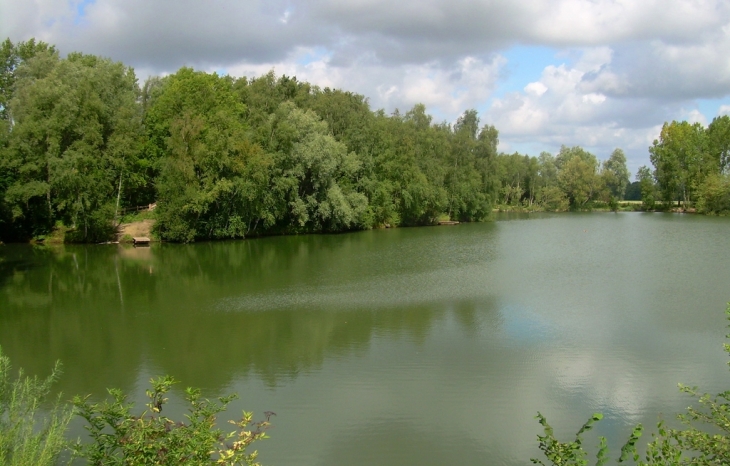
left=3, top=0, right=730, bottom=177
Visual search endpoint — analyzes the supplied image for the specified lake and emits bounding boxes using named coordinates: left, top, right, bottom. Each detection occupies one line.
left=1, top=212, right=729, bottom=465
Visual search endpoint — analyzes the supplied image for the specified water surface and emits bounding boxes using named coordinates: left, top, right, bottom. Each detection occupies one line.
left=1, top=212, right=729, bottom=465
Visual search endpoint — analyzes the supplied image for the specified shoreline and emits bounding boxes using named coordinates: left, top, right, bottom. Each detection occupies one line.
left=2, top=207, right=723, bottom=246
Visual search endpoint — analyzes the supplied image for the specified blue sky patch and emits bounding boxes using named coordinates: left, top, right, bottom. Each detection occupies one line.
left=73, top=0, right=96, bottom=25
left=296, top=47, right=331, bottom=66
left=696, top=98, right=730, bottom=122
left=494, top=45, right=559, bottom=98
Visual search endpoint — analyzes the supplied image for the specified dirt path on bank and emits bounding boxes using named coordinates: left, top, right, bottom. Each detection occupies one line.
left=117, top=219, right=156, bottom=241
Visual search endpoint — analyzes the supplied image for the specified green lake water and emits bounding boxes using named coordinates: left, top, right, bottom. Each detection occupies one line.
left=1, top=212, right=729, bottom=465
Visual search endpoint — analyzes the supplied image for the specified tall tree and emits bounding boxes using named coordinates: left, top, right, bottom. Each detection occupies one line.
left=636, top=165, right=656, bottom=210
left=0, top=38, right=57, bottom=121
left=266, top=101, right=368, bottom=232
left=475, top=123, right=500, bottom=207
left=601, top=148, right=630, bottom=200
left=497, top=153, right=527, bottom=205
left=445, top=109, right=493, bottom=220
left=365, top=104, right=448, bottom=226
left=148, top=68, right=271, bottom=242
left=537, top=151, right=558, bottom=189
left=649, top=121, right=708, bottom=207
left=556, top=146, right=603, bottom=207
left=0, top=38, right=59, bottom=239
left=707, top=115, right=730, bottom=175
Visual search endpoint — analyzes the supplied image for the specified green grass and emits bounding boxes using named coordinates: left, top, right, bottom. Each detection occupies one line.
left=118, top=208, right=156, bottom=225
left=0, top=347, right=73, bottom=466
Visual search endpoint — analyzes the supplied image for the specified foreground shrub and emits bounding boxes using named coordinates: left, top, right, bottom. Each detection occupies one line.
left=72, top=375, right=271, bottom=465
left=696, top=173, right=730, bottom=215
left=0, top=346, right=73, bottom=466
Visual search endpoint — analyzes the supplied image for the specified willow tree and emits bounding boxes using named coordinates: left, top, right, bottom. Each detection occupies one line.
left=266, top=101, right=369, bottom=232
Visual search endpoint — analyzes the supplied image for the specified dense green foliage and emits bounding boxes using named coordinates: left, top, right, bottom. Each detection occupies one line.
left=72, top=375, right=270, bottom=465
left=0, top=346, right=72, bottom=466
left=1, top=39, right=141, bottom=241
left=644, top=117, right=730, bottom=214
left=0, top=38, right=633, bottom=243
left=0, top=38, right=505, bottom=242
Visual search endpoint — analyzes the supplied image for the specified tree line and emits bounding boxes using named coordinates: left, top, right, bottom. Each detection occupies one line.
left=0, top=38, right=502, bottom=242
left=3, top=38, right=727, bottom=243
left=492, top=146, right=630, bottom=211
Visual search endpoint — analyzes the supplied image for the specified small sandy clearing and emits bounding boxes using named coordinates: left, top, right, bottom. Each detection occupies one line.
left=117, top=219, right=156, bottom=241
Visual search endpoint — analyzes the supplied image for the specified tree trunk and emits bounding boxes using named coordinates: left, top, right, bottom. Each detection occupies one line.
left=114, top=169, right=123, bottom=224
left=46, top=162, right=52, bottom=221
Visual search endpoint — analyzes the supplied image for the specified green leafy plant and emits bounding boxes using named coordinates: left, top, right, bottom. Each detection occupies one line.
left=0, top=346, right=73, bottom=466
left=532, top=412, right=606, bottom=466
left=72, top=375, right=271, bottom=465
left=532, top=412, right=642, bottom=465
